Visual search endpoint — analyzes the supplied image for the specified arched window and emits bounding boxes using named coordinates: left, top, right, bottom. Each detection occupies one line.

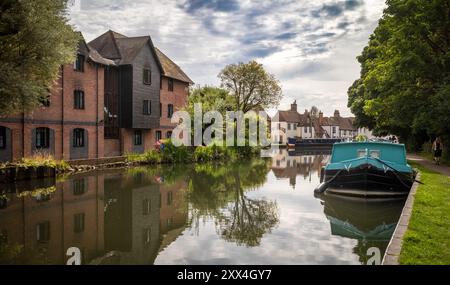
left=73, top=129, right=85, bottom=148
left=35, top=127, right=50, bottom=149
left=0, top=127, right=6, bottom=149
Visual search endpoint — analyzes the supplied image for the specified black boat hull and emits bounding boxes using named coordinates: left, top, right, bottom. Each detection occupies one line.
left=321, top=164, right=413, bottom=197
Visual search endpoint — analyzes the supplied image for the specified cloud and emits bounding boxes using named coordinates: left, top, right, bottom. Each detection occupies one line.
left=181, top=0, right=240, bottom=13
left=69, top=0, right=386, bottom=117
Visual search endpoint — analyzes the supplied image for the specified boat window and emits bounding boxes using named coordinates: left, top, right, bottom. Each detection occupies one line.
left=370, top=150, right=380, bottom=159
left=357, top=149, right=367, bottom=158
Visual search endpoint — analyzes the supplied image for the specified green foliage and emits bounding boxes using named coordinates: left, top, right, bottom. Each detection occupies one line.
left=348, top=0, right=450, bottom=148
left=186, top=86, right=236, bottom=116
left=0, top=153, right=70, bottom=171
left=219, top=60, right=282, bottom=113
left=144, top=150, right=162, bottom=164
left=0, top=0, right=80, bottom=115
left=355, top=134, right=368, bottom=142
left=400, top=162, right=450, bottom=264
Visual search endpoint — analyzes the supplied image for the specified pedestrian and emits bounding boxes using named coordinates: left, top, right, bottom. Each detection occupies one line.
left=432, top=137, right=443, bottom=165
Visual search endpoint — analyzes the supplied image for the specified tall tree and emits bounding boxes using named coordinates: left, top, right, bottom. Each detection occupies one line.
left=218, top=60, right=282, bottom=113
left=348, top=0, right=450, bottom=151
left=0, top=0, right=80, bottom=115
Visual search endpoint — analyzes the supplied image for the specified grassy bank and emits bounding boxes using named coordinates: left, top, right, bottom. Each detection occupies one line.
left=399, top=162, right=450, bottom=265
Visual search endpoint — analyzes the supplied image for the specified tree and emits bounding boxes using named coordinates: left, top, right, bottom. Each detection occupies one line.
left=218, top=60, right=282, bottom=113
left=0, top=0, right=80, bottom=115
left=348, top=0, right=450, bottom=153
left=310, top=106, right=319, bottom=118
left=185, top=86, right=236, bottom=116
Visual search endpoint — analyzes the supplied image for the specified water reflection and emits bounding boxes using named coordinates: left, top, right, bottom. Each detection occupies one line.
left=317, top=194, right=405, bottom=264
left=0, top=149, right=405, bottom=265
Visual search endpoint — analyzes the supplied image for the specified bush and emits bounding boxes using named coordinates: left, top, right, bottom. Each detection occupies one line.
left=144, top=150, right=162, bottom=164
left=15, top=153, right=70, bottom=171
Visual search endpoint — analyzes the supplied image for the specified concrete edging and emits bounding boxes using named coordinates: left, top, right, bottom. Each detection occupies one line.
left=382, top=172, right=421, bottom=265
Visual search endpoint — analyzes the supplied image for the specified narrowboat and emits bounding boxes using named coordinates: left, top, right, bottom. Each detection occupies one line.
left=315, top=142, right=414, bottom=197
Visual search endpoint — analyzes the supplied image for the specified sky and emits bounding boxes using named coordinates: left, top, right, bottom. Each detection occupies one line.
left=68, top=0, right=386, bottom=117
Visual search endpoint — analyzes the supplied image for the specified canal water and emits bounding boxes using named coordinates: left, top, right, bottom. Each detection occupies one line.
left=0, top=149, right=406, bottom=265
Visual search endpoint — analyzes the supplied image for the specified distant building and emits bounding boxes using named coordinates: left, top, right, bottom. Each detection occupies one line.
left=272, top=101, right=374, bottom=144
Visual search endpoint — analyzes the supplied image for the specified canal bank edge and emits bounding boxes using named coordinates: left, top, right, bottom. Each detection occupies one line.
left=382, top=172, right=421, bottom=265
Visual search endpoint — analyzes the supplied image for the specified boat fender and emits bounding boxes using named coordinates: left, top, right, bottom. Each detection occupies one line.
left=314, top=182, right=329, bottom=194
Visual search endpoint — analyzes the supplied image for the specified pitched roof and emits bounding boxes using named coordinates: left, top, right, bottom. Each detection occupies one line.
left=88, top=30, right=122, bottom=60
left=275, top=110, right=302, bottom=122
left=115, top=36, right=149, bottom=65
left=88, top=30, right=164, bottom=73
left=155, top=48, right=194, bottom=84
left=75, top=33, right=114, bottom=66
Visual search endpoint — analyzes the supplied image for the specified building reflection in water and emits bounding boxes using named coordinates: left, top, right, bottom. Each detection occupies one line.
left=271, top=148, right=330, bottom=188
left=0, top=168, right=188, bottom=265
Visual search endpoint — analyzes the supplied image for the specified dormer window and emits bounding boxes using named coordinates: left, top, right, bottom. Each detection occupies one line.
left=143, top=68, right=151, bottom=85
left=74, top=54, right=85, bottom=72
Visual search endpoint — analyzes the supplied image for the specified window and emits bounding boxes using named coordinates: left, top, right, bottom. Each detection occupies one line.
left=166, top=218, right=173, bottom=229
left=37, top=221, right=50, bottom=242
left=168, top=104, right=174, bottom=118
left=74, top=213, right=85, bottom=233
left=293, top=124, right=297, bottom=130
left=74, top=54, right=85, bottom=72
left=304, top=127, right=308, bottom=133
left=370, top=150, right=380, bottom=159
left=166, top=131, right=172, bottom=139
left=35, top=128, right=50, bottom=149
left=156, top=131, right=161, bottom=142
left=143, top=100, right=151, bottom=115
left=143, top=68, right=151, bottom=85
left=74, top=90, right=85, bottom=109
left=357, top=149, right=368, bottom=158
left=134, top=130, right=142, bottom=146
left=73, top=129, right=85, bottom=148
left=288, top=123, right=291, bottom=130
left=143, top=199, right=151, bottom=215
left=143, top=228, right=151, bottom=245
left=167, top=191, right=173, bottom=206
left=332, top=127, right=336, bottom=134
left=73, top=179, right=86, bottom=196
left=168, top=78, right=174, bottom=91
left=159, top=103, right=162, bottom=118
left=0, top=127, right=6, bottom=149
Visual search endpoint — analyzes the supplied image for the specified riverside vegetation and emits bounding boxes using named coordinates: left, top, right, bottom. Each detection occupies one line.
left=126, top=139, right=262, bottom=165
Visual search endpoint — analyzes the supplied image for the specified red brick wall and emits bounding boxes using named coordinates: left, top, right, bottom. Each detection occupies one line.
left=154, top=77, right=189, bottom=144
left=0, top=60, right=105, bottom=161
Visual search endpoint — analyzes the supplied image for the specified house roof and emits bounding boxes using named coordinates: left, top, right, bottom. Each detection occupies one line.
left=75, top=33, right=115, bottom=66
left=88, top=30, right=164, bottom=73
left=88, top=30, right=122, bottom=60
left=155, top=48, right=194, bottom=84
left=275, top=110, right=301, bottom=122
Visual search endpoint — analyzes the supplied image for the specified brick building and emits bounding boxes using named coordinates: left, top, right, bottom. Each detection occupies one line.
left=0, top=31, right=192, bottom=162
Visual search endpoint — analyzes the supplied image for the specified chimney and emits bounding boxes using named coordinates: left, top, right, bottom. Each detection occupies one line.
left=334, top=110, right=340, bottom=117
left=319, top=111, right=323, bottom=124
left=291, top=100, right=297, bottom=112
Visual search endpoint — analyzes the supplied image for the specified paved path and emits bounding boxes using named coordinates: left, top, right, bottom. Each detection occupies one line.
left=407, top=154, right=450, bottom=177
